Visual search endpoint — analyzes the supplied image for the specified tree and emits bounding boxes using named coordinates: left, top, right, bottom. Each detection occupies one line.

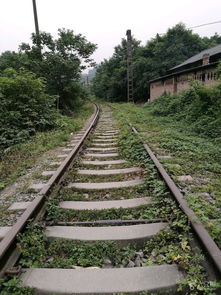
left=92, top=23, right=221, bottom=102
left=0, top=29, right=97, bottom=111
left=0, top=68, right=57, bottom=151
left=20, top=29, right=97, bottom=110
left=92, top=37, right=140, bottom=102
left=0, top=51, right=29, bottom=73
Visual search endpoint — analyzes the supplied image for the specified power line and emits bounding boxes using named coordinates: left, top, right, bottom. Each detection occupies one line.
left=188, top=20, right=221, bottom=29
left=158, top=20, right=221, bottom=36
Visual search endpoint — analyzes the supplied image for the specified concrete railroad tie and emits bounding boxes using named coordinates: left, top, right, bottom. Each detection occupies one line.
left=45, top=223, right=168, bottom=243
left=20, top=265, right=184, bottom=294
left=67, top=178, right=144, bottom=190
left=86, top=147, right=117, bottom=151
left=59, top=197, right=151, bottom=210
left=84, top=153, right=119, bottom=158
left=77, top=167, right=141, bottom=175
left=91, top=143, right=117, bottom=147
left=81, top=159, right=126, bottom=165
left=93, top=139, right=117, bottom=142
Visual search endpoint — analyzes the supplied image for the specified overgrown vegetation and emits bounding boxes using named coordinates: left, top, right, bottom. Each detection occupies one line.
left=92, top=23, right=221, bottom=102
left=0, top=278, right=34, bottom=295
left=60, top=185, right=149, bottom=201
left=46, top=202, right=170, bottom=223
left=0, top=102, right=93, bottom=189
left=0, top=28, right=96, bottom=161
left=148, top=80, right=221, bottom=139
left=0, top=68, right=57, bottom=151
left=114, top=120, right=221, bottom=294
left=16, top=122, right=221, bottom=294
left=113, top=102, right=221, bottom=246
left=18, top=225, right=136, bottom=269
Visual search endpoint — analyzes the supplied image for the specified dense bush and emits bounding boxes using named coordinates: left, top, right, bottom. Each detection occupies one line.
left=0, top=68, right=57, bottom=151
left=146, top=79, right=221, bottom=138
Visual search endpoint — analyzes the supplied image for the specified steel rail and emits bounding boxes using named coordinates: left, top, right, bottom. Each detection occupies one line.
left=129, top=123, right=221, bottom=275
left=0, top=103, right=100, bottom=275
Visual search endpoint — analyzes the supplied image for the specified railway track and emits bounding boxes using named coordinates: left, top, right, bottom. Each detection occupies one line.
left=0, top=103, right=221, bottom=294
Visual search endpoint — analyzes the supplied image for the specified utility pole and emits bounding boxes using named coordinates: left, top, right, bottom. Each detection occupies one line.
left=32, top=0, right=40, bottom=35
left=32, top=0, right=41, bottom=56
left=126, top=29, right=134, bottom=103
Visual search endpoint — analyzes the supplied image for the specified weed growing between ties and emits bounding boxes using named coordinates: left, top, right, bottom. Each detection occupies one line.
left=46, top=202, right=172, bottom=223
left=17, top=224, right=134, bottom=268
left=17, top=222, right=47, bottom=268
left=59, top=185, right=150, bottom=201
left=18, top=222, right=153, bottom=270
left=77, top=161, right=133, bottom=170
left=17, top=219, right=219, bottom=293
left=0, top=277, right=35, bottom=295
left=64, top=168, right=141, bottom=183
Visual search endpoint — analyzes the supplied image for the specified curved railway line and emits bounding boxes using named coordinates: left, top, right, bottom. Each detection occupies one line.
left=0, top=102, right=221, bottom=294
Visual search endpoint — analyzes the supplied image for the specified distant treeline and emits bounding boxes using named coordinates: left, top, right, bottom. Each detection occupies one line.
left=92, top=23, right=221, bottom=102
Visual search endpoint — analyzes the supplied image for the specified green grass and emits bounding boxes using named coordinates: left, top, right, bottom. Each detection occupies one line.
left=112, top=102, right=221, bottom=248
left=0, top=103, right=94, bottom=190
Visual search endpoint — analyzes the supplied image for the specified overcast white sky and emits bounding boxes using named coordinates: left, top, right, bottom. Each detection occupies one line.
left=0, top=0, right=221, bottom=70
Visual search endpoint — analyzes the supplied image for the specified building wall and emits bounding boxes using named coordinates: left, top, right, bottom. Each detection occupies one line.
left=176, top=74, right=191, bottom=93
left=150, top=81, right=164, bottom=100
left=149, top=67, right=219, bottom=101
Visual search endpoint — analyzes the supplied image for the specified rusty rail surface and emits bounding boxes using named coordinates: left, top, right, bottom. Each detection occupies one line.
left=129, top=123, right=221, bottom=275
left=0, top=102, right=99, bottom=276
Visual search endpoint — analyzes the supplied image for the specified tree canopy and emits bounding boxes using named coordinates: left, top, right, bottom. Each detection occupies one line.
left=92, top=23, right=221, bottom=102
left=0, top=28, right=97, bottom=111
left=0, top=28, right=97, bottom=152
